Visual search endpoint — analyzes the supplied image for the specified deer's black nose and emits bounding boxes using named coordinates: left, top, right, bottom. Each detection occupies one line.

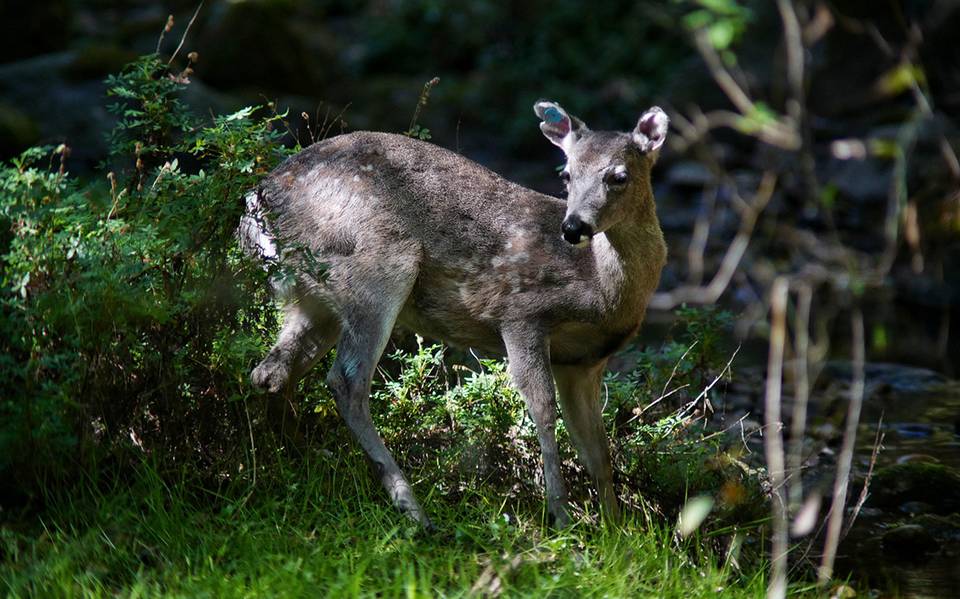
left=561, top=215, right=593, bottom=245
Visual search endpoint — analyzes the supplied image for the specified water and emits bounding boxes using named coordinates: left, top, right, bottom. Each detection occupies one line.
left=837, top=377, right=960, bottom=598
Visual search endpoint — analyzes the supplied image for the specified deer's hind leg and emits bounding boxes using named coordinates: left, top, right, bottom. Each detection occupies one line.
left=251, top=292, right=341, bottom=393
left=324, top=259, right=432, bottom=527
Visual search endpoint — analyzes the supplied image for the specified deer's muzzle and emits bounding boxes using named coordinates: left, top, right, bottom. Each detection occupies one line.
left=561, top=214, right=594, bottom=245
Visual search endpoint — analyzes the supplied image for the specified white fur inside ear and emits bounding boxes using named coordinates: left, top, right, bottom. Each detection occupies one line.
left=632, top=107, right=669, bottom=153
left=535, top=100, right=578, bottom=152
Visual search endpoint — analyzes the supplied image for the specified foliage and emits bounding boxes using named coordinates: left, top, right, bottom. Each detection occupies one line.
left=352, top=0, right=691, bottom=146
left=0, top=54, right=292, bottom=493
left=369, top=340, right=540, bottom=501
left=676, top=0, right=753, bottom=57
left=357, top=307, right=764, bottom=539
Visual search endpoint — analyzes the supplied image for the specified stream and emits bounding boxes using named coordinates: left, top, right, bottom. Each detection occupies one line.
left=836, top=369, right=960, bottom=598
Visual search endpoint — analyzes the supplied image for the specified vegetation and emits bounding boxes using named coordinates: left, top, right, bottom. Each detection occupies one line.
left=1, top=459, right=774, bottom=598
left=0, top=51, right=790, bottom=596
left=0, top=54, right=290, bottom=495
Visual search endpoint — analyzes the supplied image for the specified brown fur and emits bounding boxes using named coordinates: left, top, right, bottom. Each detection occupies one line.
left=242, top=102, right=668, bottom=527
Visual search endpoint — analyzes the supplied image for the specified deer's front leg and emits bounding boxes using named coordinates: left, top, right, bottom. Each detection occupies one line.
left=502, top=324, right=570, bottom=527
left=553, top=362, right=620, bottom=521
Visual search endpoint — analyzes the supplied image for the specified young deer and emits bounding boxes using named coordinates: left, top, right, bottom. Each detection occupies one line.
left=239, top=101, right=668, bottom=527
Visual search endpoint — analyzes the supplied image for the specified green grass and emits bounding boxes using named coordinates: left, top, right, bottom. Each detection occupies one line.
left=1, top=451, right=775, bottom=598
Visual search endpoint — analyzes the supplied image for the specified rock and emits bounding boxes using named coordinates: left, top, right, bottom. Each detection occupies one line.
left=823, top=362, right=947, bottom=394
left=811, top=422, right=840, bottom=441
left=910, top=514, right=960, bottom=543
left=882, top=524, right=939, bottom=558
left=894, top=423, right=935, bottom=439
left=896, top=454, right=940, bottom=465
left=898, top=501, right=935, bottom=515
left=820, top=157, right=891, bottom=206
left=64, top=43, right=138, bottom=81
left=871, top=462, right=960, bottom=515
left=0, top=1, right=72, bottom=63
left=828, top=584, right=857, bottom=599
left=0, top=103, right=39, bottom=157
left=0, top=52, right=113, bottom=168
left=196, top=2, right=337, bottom=96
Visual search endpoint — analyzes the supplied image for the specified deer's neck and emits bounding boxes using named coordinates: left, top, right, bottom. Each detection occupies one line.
left=591, top=197, right=665, bottom=319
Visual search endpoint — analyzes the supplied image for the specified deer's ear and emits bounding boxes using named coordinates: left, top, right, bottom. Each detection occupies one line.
left=632, top=106, right=669, bottom=153
left=534, top=100, right=585, bottom=152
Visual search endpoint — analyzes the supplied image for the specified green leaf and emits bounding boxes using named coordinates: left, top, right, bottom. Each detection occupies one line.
left=707, top=20, right=735, bottom=50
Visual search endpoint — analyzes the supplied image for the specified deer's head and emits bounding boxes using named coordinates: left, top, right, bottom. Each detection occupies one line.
left=534, top=100, right=668, bottom=246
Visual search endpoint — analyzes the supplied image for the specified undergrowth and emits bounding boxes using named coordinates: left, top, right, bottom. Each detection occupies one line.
left=1, top=457, right=773, bottom=598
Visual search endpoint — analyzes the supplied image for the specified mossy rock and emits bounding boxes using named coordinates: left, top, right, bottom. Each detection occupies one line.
left=197, top=1, right=336, bottom=95
left=909, top=513, right=960, bottom=543
left=870, top=462, right=960, bottom=515
left=0, top=103, right=39, bottom=158
left=882, top=524, right=939, bottom=558
left=66, top=44, right=139, bottom=81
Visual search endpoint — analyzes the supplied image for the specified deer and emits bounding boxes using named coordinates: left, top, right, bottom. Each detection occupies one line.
left=238, top=100, right=669, bottom=528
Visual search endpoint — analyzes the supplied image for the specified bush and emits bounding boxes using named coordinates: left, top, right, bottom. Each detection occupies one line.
left=0, top=55, right=291, bottom=497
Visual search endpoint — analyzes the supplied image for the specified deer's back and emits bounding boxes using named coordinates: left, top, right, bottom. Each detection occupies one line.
left=257, top=132, right=629, bottom=354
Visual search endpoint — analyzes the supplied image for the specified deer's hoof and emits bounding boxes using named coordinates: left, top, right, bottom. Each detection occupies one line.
left=251, top=357, right=290, bottom=393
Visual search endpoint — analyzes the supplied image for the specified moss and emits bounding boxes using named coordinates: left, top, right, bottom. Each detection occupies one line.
left=66, top=44, right=139, bottom=81
left=0, top=103, right=39, bottom=158
left=871, top=462, right=960, bottom=514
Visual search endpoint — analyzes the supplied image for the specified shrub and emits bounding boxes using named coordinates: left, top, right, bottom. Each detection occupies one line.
left=0, top=55, right=292, bottom=497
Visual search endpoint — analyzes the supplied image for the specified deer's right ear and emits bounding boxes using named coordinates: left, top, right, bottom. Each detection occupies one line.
left=534, top=100, right=585, bottom=152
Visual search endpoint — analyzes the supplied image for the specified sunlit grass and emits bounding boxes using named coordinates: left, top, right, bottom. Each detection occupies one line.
left=1, top=452, right=776, bottom=598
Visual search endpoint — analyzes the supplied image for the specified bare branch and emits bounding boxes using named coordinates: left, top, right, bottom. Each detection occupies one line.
left=691, top=31, right=801, bottom=150
left=168, top=2, right=204, bottom=67
left=788, top=282, right=812, bottom=509
left=764, top=277, right=790, bottom=599
left=650, top=172, right=776, bottom=310
left=819, top=308, right=866, bottom=584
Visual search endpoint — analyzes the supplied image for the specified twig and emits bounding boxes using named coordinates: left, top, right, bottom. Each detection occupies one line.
left=156, top=14, right=174, bottom=55
left=406, top=77, right=441, bottom=136
left=631, top=384, right=690, bottom=423
left=818, top=308, right=865, bottom=584
left=763, top=277, right=790, bottom=599
left=650, top=172, right=776, bottom=310
left=843, top=415, right=884, bottom=539
left=660, top=340, right=698, bottom=401
left=244, top=399, right=257, bottom=490
left=168, top=3, right=204, bottom=67
left=320, top=103, right=352, bottom=140
left=776, top=0, right=819, bottom=205
left=682, top=344, right=740, bottom=418
left=692, top=30, right=800, bottom=150
left=688, top=186, right=718, bottom=285
left=788, top=282, right=813, bottom=509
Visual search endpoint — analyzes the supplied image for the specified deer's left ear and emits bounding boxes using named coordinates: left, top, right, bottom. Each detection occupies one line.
left=632, top=106, right=669, bottom=153
left=534, top=100, right=587, bottom=152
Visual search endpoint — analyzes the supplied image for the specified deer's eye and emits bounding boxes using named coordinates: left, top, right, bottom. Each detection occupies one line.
left=559, top=171, right=571, bottom=183
left=605, top=170, right=628, bottom=187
